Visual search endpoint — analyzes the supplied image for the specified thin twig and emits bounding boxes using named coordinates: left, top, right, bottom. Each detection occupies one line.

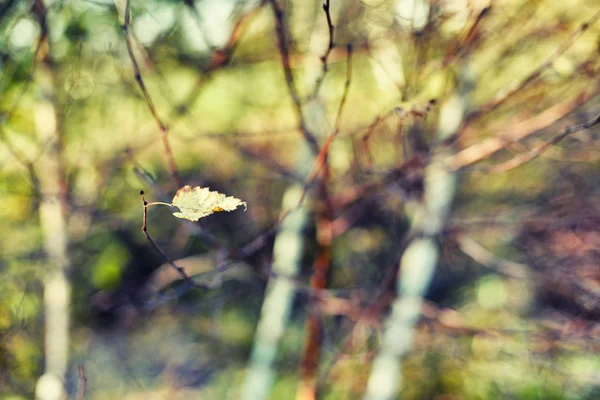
left=268, top=0, right=320, bottom=154
left=140, top=190, right=195, bottom=286
left=121, top=0, right=181, bottom=186
left=490, top=111, right=600, bottom=173
left=309, top=0, right=335, bottom=99
left=0, top=127, right=33, bottom=170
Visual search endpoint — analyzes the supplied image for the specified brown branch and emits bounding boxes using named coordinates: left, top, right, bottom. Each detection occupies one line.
left=295, top=43, right=355, bottom=400
left=268, top=0, right=320, bottom=154
left=298, top=130, right=338, bottom=400
left=490, top=111, right=600, bottom=173
left=447, top=79, right=600, bottom=171
left=466, top=9, right=600, bottom=121
left=121, top=1, right=181, bottom=187
left=76, top=364, right=87, bottom=400
left=297, top=204, right=333, bottom=400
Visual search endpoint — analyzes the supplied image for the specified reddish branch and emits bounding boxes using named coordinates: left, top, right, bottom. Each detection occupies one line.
left=448, top=79, right=600, bottom=171
left=298, top=183, right=333, bottom=400
left=121, top=1, right=181, bottom=187
left=490, top=111, right=600, bottom=173
left=297, top=42, right=353, bottom=400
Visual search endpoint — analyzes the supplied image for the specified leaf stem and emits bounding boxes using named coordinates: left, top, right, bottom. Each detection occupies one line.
left=145, top=201, right=173, bottom=207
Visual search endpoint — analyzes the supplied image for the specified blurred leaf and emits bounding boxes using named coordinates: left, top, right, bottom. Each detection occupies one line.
left=91, top=242, right=129, bottom=289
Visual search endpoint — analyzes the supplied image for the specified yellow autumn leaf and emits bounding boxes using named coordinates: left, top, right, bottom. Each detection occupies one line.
left=171, top=185, right=247, bottom=221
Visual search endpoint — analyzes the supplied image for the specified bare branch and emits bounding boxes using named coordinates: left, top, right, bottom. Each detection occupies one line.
left=120, top=0, right=181, bottom=186
left=467, top=9, right=600, bottom=121
left=447, top=80, right=600, bottom=171
left=309, top=0, right=336, bottom=99
left=490, top=111, right=600, bottom=173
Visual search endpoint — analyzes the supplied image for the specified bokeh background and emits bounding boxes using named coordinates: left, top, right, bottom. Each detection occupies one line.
left=1, top=0, right=599, bottom=398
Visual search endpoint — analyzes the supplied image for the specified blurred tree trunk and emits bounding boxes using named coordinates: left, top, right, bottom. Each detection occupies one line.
left=33, top=1, right=71, bottom=399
